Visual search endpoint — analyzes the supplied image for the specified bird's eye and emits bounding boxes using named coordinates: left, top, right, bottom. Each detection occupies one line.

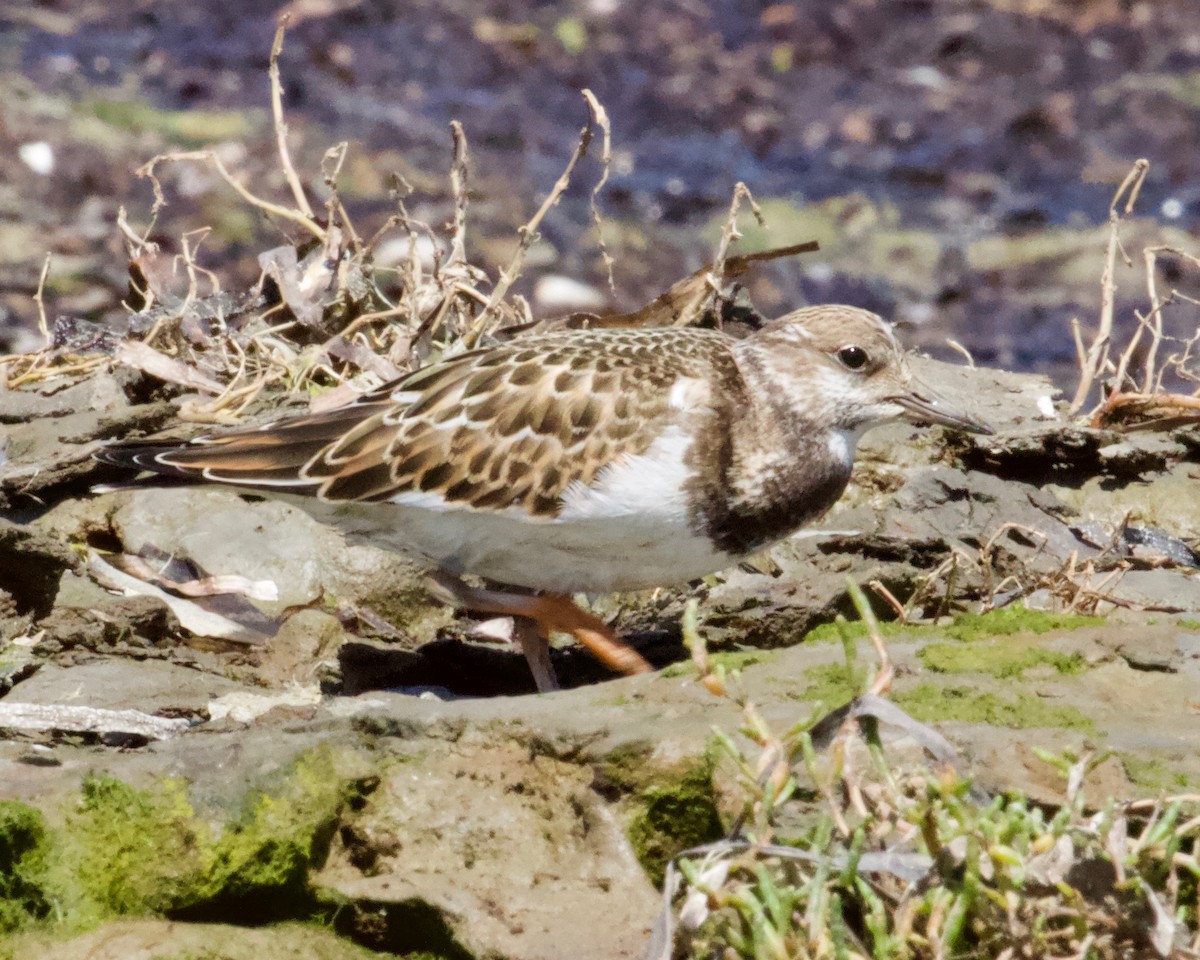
left=837, top=345, right=869, bottom=370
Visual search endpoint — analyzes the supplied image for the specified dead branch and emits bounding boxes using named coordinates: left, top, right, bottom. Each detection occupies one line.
left=138, top=150, right=326, bottom=243
left=33, top=252, right=52, bottom=347
left=672, top=182, right=764, bottom=327
left=1069, top=158, right=1148, bottom=415
left=447, top=120, right=470, bottom=269
left=269, top=15, right=316, bottom=222
left=461, top=89, right=601, bottom=348
left=581, top=88, right=616, bottom=295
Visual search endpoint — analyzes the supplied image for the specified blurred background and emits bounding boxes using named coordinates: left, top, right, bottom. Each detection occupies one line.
left=2, top=0, right=1199, bottom=381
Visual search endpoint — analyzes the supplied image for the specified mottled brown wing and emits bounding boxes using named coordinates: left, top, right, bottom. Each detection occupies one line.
left=99, top=328, right=734, bottom=517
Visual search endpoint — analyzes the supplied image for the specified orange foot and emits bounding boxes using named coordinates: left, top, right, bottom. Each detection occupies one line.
left=429, top=573, right=653, bottom=692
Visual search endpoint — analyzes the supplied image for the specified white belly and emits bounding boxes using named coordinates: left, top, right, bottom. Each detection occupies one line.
left=284, top=422, right=737, bottom=593
left=307, top=500, right=733, bottom=593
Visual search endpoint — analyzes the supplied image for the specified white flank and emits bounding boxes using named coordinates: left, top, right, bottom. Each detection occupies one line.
left=388, top=489, right=464, bottom=512
left=558, top=424, right=692, bottom=521
left=668, top=376, right=706, bottom=412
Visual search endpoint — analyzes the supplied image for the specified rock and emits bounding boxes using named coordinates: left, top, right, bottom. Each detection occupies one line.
left=0, top=400, right=177, bottom=510
left=7, top=918, right=378, bottom=960
left=0, top=370, right=129, bottom=425
left=101, top=486, right=452, bottom=643
left=0, top=518, right=78, bottom=622
left=36, top=595, right=181, bottom=658
left=2, top=659, right=245, bottom=719
left=905, top=356, right=1059, bottom=434
left=1102, top=569, right=1200, bottom=613
left=1053, top=462, right=1200, bottom=540
left=313, top=731, right=660, bottom=960
left=533, top=274, right=608, bottom=313
left=256, top=608, right=353, bottom=688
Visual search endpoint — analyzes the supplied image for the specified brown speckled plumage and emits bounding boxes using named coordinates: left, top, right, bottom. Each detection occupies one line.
left=107, top=326, right=748, bottom=517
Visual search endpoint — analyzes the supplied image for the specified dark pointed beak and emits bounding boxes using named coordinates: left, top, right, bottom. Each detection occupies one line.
left=891, top=388, right=994, bottom=435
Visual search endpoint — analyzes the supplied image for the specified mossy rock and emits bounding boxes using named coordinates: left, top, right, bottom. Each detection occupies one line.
left=802, top=604, right=1102, bottom=647
left=919, top=641, right=1087, bottom=679
left=894, top=683, right=1095, bottom=731
left=0, top=801, right=50, bottom=934
left=3, top=746, right=358, bottom=936
left=799, top=661, right=868, bottom=709
left=1120, top=753, right=1198, bottom=793
left=595, top=746, right=723, bottom=886
left=659, top=649, right=771, bottom=679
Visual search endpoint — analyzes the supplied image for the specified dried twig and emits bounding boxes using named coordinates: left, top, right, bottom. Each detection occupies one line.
left=138, top=150, right=326, bottom=242
left=447, top=120, right=470, bottom=269
left=462, top=90, right=601, bottom=348
left=673, top=182, right=764, bottom=327
left=269, top=15, right=316, bottom=222
left=33, top=251, right=52, bottom=346
left=1069, top=158, right=1149, bottom=415
left=581, top=88, right=616, bottom=295
left=321, top=141, right=361, bottom=253
left=944, top=338, right=976, bottom=368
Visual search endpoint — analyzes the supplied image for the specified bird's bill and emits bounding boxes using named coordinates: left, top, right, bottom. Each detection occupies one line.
left=891, top=388, right=994, bottom=435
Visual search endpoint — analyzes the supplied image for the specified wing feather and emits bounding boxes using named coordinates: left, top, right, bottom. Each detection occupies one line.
left=97, top=328, right=735, bottom=517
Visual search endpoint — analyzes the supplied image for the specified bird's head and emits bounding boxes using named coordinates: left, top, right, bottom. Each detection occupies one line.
left=741, top=305, right=993, bottom=437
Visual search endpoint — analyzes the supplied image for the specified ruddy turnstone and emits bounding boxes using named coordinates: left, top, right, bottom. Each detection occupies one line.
left=95, top=305, right=991, bottom=691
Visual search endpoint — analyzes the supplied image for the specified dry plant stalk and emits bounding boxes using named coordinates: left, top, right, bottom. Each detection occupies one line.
left=1069, top=158, right=1200, bottom=428
left=1069, top=158, right=1148, bottom=415
left=671, top=182, right=765, bottom=328
left=461, top=87, right=608, bottom=349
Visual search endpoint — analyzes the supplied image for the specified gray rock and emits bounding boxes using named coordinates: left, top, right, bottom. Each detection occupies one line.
left=2, top=659, right=245, bottom=718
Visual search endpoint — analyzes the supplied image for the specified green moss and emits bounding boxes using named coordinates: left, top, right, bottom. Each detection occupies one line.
left=0, top=802, right=50, bottom=934
left=799, top=662, right=867, bottom=708
left=554, top=17, right=588, bottom=52
left=597, top=747, right=723, bottom=886
left=1121, top=754, right=1195, bottom=792
left=803, top=605, right=1102, bottom=647
left=919, top=641, right=1087, bottom=679
left=196, top=747, right=348, bottom=911
left=23, top=747, right=352, bottom=933
left=47, top=775, right=208, bottom=923
left=80, top=98, right=256, bottom=146
left=894, top=684, right=1095, bottom=731
left=1177, top=619, right=1200, bottom=631
left=660, top=650, right=770, bottom=678
left=941, top=607, right=1101, bottom=641
left=802, top=618, right=914, bottom=646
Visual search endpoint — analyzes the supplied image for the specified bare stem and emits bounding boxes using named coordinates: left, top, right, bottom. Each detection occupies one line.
left=447, top=121, right=470, bottom=268
left=581, top=88, right=616, bottom=295
left=673, top=182, right=764, bottom=327
left=139, top=150, right=326, bottom=242
left=33, top=252, right=52, bottom=347
left=269, top=15, right=316, bottom=221
left=1068, top=159, right=1149, bottom=415
left=462, top=91, right=599, bottom=348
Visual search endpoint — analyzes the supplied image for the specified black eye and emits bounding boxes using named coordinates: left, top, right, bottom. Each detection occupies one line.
left=837, top=345, right=869, bottom=370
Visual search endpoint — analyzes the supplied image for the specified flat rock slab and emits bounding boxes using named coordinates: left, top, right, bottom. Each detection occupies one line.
left=2, top=658, right=245, bottom=717
left=314, top=732, right=660, bottom=960
left=7, top=919, right=378, bottom=960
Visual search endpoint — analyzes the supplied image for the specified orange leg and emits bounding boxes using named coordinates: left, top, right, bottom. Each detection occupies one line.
left=428, top=573, right=653, bottom=689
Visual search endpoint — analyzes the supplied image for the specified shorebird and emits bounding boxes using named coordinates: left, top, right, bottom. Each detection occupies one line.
left=95, top=306, right=991, bottom=691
